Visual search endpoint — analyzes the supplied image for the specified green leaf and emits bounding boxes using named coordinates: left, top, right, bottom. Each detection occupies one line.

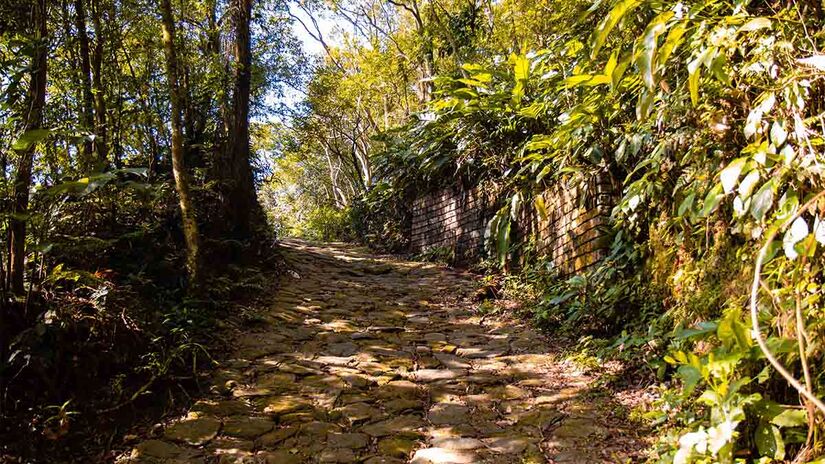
left=739, top=17, right=772, bottom=32
left=564, top=74, right=610, bottom=87
left=604, top=50, right=618, bottom=77
left=497, top=218, right=511, bottom=265
left=717, top=312, right=752, bottom=349
left=700, top=184, right=724, bottom=217
left=636, top=89, right=654, bottom=120
left=750, top=180, right=775, bottom=222
left=687, top=57, right=701, bottom=106
left=783, top=216, right=809, bottom=260
left=657, top=22, right=686, bottom=66
left=675, top=320, right=718, bottom=339
left=514, top=54, right=530, bottom=82
left=709, top=54, right=730, bottom=86
left=755, top=422, right=785, bottom=459
left=611, top=51, right=632, bottom=88
left=770, top=121, right=788, bottom=146
left=510, top=192, right=522, bottom=221
left=677, top=192, right=695, bottom=216
left=12, top=128, right=51, bottom=151
left=719, top=157, right=746, bottom=194
left=590, top=0, right=642, bottom=58
left=636, top=12, right=673, bottom=90
left=771, top=409, right=807, bottom=428
left=738, top=170, right=761, bottom=199
left=677, top=365, right=702, bottom=396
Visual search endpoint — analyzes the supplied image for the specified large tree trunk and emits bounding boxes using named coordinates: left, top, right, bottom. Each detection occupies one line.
left=73, top=0, right=95, bottom=169
left=221, top=0, right=262, bottom=239
left=159, top=0, right=201, bottom=287
left=8, top=0, right=48, bottom=295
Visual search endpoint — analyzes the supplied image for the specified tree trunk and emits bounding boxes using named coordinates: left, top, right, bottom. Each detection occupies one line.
left=73, top=0, right=95, bottom=169
left=90, top=0, right=108, bottom=168
left=221, top=0, right=262, bottom=239
left=8, top=0, right=47, bottom=295
left=159, top=0, right=202, bottom=287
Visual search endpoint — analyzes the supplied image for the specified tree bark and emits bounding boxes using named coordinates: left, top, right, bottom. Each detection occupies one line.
left=159, top=0, right=202, bottom=287
left=222, top=0, right=262, bottom=239
left=73, top=0, right=95, bottom=169
left=9, top=0, right=48, bottom=295
left=90, top=0, right=108, bottom=168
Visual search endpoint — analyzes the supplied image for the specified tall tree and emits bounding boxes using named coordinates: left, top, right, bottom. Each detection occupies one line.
left=8, top=0, right=48, bottom=295
left=73, top=0, right=95, bottom=168
left=159, top=0, right=201, bottom=286
left=89, top=0, right=108, bottom=167
left=220, top=0, right=263, bottom=239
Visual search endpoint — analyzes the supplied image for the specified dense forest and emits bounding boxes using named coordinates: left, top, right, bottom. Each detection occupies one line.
left=2, top=0, right=825, bottom=461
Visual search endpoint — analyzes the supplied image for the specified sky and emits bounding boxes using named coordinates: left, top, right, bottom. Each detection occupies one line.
left=261, top=5, right=345, bottom=121
left=288, top=5, right=340, bottom=58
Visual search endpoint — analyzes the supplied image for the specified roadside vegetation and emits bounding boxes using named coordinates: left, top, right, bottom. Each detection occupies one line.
left=268, top=0, right=825, bottom=461
left=0, top=0, right=300, bottom=459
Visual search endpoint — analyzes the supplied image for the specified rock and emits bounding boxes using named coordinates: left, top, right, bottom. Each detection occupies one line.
left=341, top=373, right=373, bottom=388
left=410, top=448, right=478, bottom=464
left=327, top=342, right=359, bottom=356
left=366, top=325, right=405, bottom=333
left=131, top=440, right=184, bottom=459
left=300, top=421, right=341, bottom=438
left=190, top=400, right=250, bottom=417
left=279, top=411, right=316, bottom=424
left=376, top=380, right=419, bottom=400
left=522, top=444, right=548, bottom=463
left=256, top=372, right=298, bottom=392
left=301, top=373, right=347, bottom=391
left=360, top=415, right=425, bottom=437
left=315, top=355, right=357, bottom=367
left=327, top=432, right=370, bottom=449
left=259, top=395, right=311, bottom=416
left=430, top=437, right=484, bottom=450
left=164, top=417, right=221, bottom=446
left=552, top=417, right=603, bottom=439
left=363, top=457, right=405, bottom=464
left=432, top=353, right=471, bottom=369
left=208, top=436, right=255, bottom=453
left=377, top=436, right=418, bottom=458
left=427, top=403, right=470, bottom=425
left=424, top=333, right=447, bottom=342
left=318, top=447, right=358, bottom=463
left=276, top=362, right=322, bottom=376
left=331, top=402, right=382, bottom=425
left=455, top=346, right=506, bottom=359
left=518, top=409, right=564, bottom=429
left=410, top=369, right=466, bottom=382
left=256, top=426, right=298, bottom=447
left=482, top=436, right=530, bottom=454
left=383, top=398, right=422, bottom=414
left=257, top=449, right=304, bottom=464
left=222, top=417, right=275, bottom=439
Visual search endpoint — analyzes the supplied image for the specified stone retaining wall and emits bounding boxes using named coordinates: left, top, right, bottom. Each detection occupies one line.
left=409, top=176, right=615, bottom=274
left=410, top=188, right=494, bottom=263
left=530, top=177, right=614, bottom=275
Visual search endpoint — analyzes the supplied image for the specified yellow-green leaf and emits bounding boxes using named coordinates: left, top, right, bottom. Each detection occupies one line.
left=591, top=0, right=642, bottom=58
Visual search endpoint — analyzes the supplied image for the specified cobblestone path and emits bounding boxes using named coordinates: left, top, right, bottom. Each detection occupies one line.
left=124, top=240, right=646, bottom=463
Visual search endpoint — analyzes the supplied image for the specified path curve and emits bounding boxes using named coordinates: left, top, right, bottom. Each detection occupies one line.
left=123, top=240, right=646, bottom=463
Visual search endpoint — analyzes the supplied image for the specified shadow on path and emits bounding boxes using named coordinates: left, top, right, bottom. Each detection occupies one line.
left=122, top=239, right=649, bottom=463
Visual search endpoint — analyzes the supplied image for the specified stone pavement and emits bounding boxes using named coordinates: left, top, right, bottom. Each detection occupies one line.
left=123, top=239, right=645, bottom=463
